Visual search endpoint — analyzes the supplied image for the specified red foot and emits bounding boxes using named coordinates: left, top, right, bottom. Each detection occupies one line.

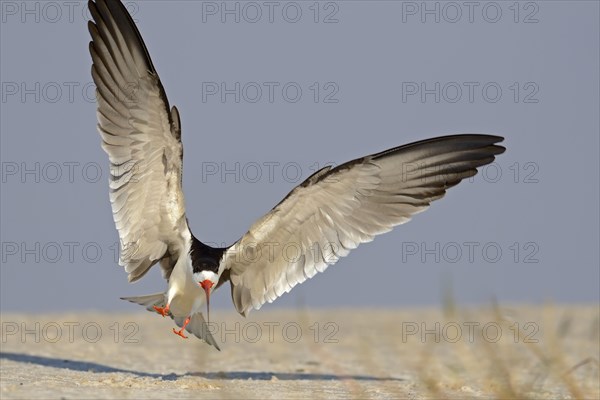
left=153, top=304, right=170, bottom=317
left=172, top=327, right=188, bottom=339
left=172, top=316, right=191, bottom=339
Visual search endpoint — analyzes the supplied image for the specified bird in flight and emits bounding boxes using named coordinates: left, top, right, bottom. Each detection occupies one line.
left=88, top=0, right=505, bottom=350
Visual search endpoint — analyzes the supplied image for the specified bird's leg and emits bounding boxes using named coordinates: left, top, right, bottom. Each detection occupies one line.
left=172, top=316, right=190, bottom=339
left=153, top=303, right=170, bottom=317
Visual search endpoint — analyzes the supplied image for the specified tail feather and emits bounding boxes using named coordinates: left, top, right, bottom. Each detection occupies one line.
left=120, top=292, right=166, bottom=313
left=174, top=313, right=221, bottom=351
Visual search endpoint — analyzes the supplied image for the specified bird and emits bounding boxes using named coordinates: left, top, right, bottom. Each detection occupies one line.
left=88, top=0, right=505, bottom=350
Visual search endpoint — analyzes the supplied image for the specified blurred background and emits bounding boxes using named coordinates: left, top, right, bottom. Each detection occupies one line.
left=1, top=0, right=598, bottom=312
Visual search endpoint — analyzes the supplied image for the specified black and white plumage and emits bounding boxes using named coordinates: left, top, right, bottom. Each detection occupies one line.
left=89, top=0, right=505, bottom=349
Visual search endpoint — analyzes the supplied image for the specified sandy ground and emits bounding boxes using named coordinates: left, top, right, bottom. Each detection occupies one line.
left=1, top=305, right=598, bottom=399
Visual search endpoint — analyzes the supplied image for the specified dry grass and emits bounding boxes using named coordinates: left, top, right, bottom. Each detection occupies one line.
left=408, top=301, right=599, bottom=399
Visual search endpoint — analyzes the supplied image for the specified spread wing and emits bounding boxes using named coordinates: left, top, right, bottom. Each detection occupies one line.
left=89, top=0, right=187, bottom=282
left=222, top=135, right=505, bottom=315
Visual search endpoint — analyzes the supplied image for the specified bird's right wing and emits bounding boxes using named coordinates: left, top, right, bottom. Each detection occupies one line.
left=89, top=0, right=188, bottom=282
left=221, top=135, right=505, bottom=316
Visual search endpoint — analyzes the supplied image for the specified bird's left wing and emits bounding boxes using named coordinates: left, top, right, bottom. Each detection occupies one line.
left=221, top=135, right=505, bottom=316
left=88, top=0, right=187, bottom=282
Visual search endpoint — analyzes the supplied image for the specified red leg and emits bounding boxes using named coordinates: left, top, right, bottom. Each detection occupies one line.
left=153, top=303, right=170, bottom=317
left=173, top=316, right=191, bottom=339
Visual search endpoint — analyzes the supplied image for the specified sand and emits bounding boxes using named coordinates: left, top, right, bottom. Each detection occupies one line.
left=1, top=305, right=598, bottom=399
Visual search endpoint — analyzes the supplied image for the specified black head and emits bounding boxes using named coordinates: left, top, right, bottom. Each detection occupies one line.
left=190, top=236, right=226, bottom=274
left=189, top=235, right=228, bottom=324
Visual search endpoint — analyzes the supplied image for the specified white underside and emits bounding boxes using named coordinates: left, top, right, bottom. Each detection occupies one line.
left=166, top=251, right=205, bottom=317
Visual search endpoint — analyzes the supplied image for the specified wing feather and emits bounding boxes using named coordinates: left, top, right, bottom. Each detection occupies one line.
left=223, top=135, right=505, bottom=315
left=89, top=0, right=188, bottom=281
